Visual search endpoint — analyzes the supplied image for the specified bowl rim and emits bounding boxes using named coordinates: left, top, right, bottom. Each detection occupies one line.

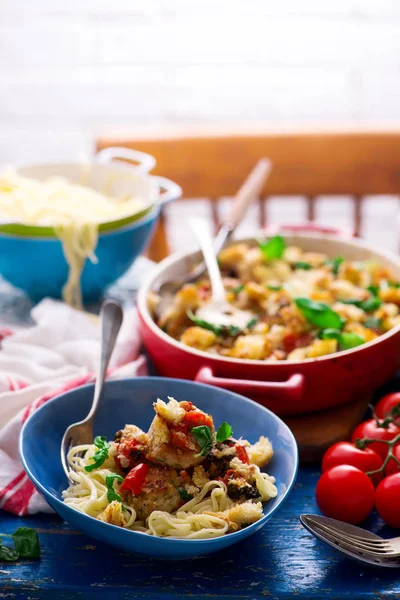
left=0, top=160, right=159, bottom=239
left=19, top=376, right=298, bottom=546
left=137, top=231, right=400, bottom=367
left=0, top=203, right=160, bottom=242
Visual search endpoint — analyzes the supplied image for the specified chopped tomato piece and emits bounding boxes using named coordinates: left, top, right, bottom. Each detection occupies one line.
left=183, top=410, right=213, bottom=428
left=282, top=333, right=296, bottom=353
left=120, top=463, right=149, bottom=496
left=116, top=438, right=142, bottom=471
left=171, top=430, right=191, bottom=450
left=235, top=444, right=250, bottom=464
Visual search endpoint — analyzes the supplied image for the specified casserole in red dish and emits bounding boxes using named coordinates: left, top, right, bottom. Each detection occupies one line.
left=137, top=227, right=400, bottom=416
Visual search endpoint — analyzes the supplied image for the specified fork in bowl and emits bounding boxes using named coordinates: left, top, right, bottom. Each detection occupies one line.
left=300, top=514, right=400, bottom=567
left=60, top=300, right=123, bottom=481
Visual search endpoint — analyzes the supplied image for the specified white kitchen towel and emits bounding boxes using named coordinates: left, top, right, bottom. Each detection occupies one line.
left=0, top=299, right=148, bottom=516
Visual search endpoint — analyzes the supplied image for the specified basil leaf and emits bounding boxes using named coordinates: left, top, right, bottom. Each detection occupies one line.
left=367, top=285, right=379, bottom=296
left=324, top=256, right=344, bottom=275
left=106, top=473, right=124, bottom=503
left=84, top=436, right=110, bottom=472
left=364, top=316, right=382, bottom=330
left=320, top=328, right=342, bottom=341
left=342, top=297, right=382, bottom=312
left=232, top=284, right=244, bottom=295
left=178, top=489, right=193, bottom=500
left=216, top=422, right=233, bottom=443
left=360, top=296, right=382, bottom=312
left=340, top=332, right=365, bottom=350
left=294, top=261, right=312, bottom=270
left=0, top=541, right=19, bottom=562
left=295, top=298, right=344, bottom=329
left=267, top=284, right=282, bottom=291
left=321, top=329, right=364, bottom=350
left=12, top=528, right=40, bottom=559
left=258, top=235, right=285, bottom=260
left=389, top=281, right=400, bottom=288
left=192, top=425, right=213, bottom=457
left=187, top=310, right=242, bottom=337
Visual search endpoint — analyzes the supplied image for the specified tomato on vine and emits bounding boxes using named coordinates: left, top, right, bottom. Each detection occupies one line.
left=351, top=419, right=400, bottom=460
left=375, top=392, right=400, bottom=423
left=321, top=442, right=383, bottom=486
left=316, top=465, right=375, bottom=524
left=375, top=473, right=400, bottom=528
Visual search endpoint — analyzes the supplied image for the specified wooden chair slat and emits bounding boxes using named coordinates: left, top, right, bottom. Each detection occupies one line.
left=307, top=196, right=316, bottom=221
left=353, top=196, right=363, bottom=237
left=258, top=197, right=267, bottom=228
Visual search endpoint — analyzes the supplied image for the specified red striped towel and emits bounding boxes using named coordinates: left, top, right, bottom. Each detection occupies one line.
left=0, top=300, right=147, bottom=516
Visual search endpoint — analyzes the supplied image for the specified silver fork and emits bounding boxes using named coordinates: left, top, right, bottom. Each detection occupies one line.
left=60, top=300, right=123, bottom=481
left=300, top=514, right=400, bottom=567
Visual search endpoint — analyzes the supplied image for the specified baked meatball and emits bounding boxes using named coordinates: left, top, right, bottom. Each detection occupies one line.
left=146, top=397, right=215, bottom=469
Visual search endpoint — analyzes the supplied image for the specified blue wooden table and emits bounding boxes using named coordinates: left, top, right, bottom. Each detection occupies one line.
left=1, top=263, right=400, bottom=599
left=1, top=467, right=399, bottom=600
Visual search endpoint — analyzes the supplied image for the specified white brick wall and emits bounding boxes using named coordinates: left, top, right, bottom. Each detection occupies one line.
left=1, top=0, right=400, bottom=164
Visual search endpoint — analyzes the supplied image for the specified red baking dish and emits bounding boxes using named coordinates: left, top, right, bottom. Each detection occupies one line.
left=137, top=225, right=400, bottom=416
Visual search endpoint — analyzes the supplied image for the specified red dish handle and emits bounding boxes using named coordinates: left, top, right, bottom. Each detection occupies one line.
left=195, top=367, right=305, bottom=403
left=264, top=222, right=352, bottom=237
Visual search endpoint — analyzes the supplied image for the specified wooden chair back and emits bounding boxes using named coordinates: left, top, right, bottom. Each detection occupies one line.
left=97, top=128, right=400, bottom=261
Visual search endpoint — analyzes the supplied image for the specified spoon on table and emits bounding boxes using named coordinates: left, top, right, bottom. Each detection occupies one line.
left=60, top=300, right=123, bottom=481
left=154, top=158, right=272, bottom=321
left=189, top=216, right=254, bottom=332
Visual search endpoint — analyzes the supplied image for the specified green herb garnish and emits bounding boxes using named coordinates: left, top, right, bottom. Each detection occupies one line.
left=364, top=316, right=382, bottom=330
left=84, top=436, right=110, bottom=472
left=178, top=489, right=193, bottom=501
left=367, top=285, right=379, bottom=296
left=216, top=421, right=233, bottom=443
left=0, top=528, right=40, bottom=561
left=267, top=284, right=282, bottom=291
left=192, top=425, right=213, bottom=457
left=321, top=329, right=364, bottom=350
left=294, top=261, right=312, bottom=270
left=232, top=284, right=245, bottom=295
left=245, top=316, right=258, bottom=330
left=342, top=297, right=382, bottom=312
left=295, top=298, right=344, bottom=329
left=187, top=310, right=242, bottom=337
left=258, top=235, right=285, bottom=261
left=324, top=256, right=344, bottom=275
left=106, top=473, right=124, bottom=503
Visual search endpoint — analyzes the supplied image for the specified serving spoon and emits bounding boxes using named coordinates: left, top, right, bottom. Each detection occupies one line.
left=189, top=216, right=254, bottom=331
left=154, top=158, right=272, bottom=321
left=60, top=300, right=123, bottom=481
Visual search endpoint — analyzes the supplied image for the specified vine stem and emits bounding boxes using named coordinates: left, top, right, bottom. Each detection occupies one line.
left=355, top=433, right=400, bottom=478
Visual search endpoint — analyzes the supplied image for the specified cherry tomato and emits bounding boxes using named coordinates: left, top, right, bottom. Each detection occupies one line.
left=375, top=473, right=400, bottom=528
left=316, top=465, right=375, bottom=524
left=384, top=444, right=400, bottom=476
left=375, top=392, right=400, bottom=423
left=322, top=442, right=383, bottom=486
left=351, top=419, right=400, bottom=460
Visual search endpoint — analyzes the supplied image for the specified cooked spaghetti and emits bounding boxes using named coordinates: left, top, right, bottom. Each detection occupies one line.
left=62, top=397, right=277, bottom=539
left=0, top=167, right=149, bottom=309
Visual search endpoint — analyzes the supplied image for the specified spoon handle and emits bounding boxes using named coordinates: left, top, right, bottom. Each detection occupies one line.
left=223, top=158, right=272, bottom=231
left=189, top=217, right=227, bottom=306
left=86, top=300, right=123, bottom=421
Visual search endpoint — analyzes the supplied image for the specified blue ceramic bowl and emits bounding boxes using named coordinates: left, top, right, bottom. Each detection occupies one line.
left=0, top=207, right=160, bottom=303
left=19, top=377, right=298, bottom=559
